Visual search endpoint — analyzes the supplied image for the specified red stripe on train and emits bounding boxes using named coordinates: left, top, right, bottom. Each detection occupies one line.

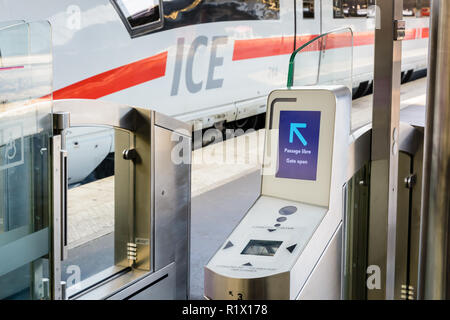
left=0, top=65, right=24, bottom=71
left=232, top=36, right=296, bottom=61
left=421, top=27, right=429, bottom=39
left=53, top=51, right=168, bottom=100
left=233, top=28, right=429, bottom=61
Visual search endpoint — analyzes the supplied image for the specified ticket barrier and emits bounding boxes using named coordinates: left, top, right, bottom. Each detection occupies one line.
left=205, top=86, right=351, bottom=300
left=56, top=101, right=192, bottom=300
left=0, top=21, right=191, bottom=300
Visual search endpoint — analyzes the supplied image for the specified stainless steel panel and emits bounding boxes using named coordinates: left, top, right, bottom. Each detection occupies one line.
left=297, top=225, right=343, bottom=300
left=348, top=125, right=372, bottom=182
left=154, top=111, right=192, bottom=137
left=108, top=263, right=176, bottom=300
left=418, top=0, right=450, bottom=300
left=342, top=163, right=371, bottom=300
left=397, top=123, right=424, bottom=300
left=368, top=0, right=404, bottom=300
left=394, top=152, right=412, bottom=299
left=74, top=264, right=174, bottom=300
left=53, top=100, right=137, bottom=131
left=398, top=122, right=423, bottom=156
left=51, top=100, right=191, bottom=300
left=133, top=108, right=152, bottom=271
left=204, top=268, right=290, bottom=300
left=154, top=126, right=191, bottom=299
left=51, top=135, right=63, bottom=300
left=128, top=271, right=176, bottom=300
left=408, top=140, right=423, bottom=300
left=114, top=129, right=135, bottom=268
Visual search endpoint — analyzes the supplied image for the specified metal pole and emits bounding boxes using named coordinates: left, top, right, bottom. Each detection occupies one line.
left=367, top=0, right=404, bottom=300
left=418, top=0, right=450, bottom=300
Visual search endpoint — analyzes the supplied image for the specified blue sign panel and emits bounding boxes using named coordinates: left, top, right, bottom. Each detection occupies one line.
left=276, top=110, right=321, bottom=181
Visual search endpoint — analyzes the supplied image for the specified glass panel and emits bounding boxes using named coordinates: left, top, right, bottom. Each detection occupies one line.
left=0, top=21, right=53, bottom=300
left=342, top=162, right=370, bottom=300
left=287, top=28, right=353, bottom=128
left=0, top=21, right=25, bottom=30
left=287, top=28, right=353, bottom=91
left=62, top=126, right=133, bottom=296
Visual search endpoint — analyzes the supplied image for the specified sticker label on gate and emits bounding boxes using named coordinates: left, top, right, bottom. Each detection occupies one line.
left=0, top=124, right=24, bottom=171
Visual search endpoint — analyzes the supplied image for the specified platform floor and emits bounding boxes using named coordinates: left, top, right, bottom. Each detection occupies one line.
left=190, top=169, right=260, bottom=299
left=65, top=76, right=428, bottom=298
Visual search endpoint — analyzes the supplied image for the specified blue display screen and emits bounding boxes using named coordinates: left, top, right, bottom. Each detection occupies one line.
left=276, top=110, right=321, bottom=181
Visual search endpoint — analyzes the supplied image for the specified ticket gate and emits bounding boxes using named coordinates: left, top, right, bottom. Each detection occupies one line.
left=55, top=102, right=192, bottom=300
left=205, top=86, right=351, bottom=300
left=0, top=21, right=191, bottom=300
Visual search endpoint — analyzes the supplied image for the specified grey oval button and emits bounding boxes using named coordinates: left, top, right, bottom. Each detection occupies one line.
left=274, top=223, right=281, bottom=227
left=276, top=217, right=287, bottom=222
left=279, top=206, right=297, bottom=215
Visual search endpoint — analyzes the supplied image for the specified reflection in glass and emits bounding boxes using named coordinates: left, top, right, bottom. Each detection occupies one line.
left=417, top=0, right=431, bottom=17
left=0, top=21, right=53, bottom=300
left=343, top=162, right=370, bottom=300
left=62, top=127, right=132, bottom=296
left=403, top=0, right=416, bottom=17
left=288, top=28, right=353, bottom=92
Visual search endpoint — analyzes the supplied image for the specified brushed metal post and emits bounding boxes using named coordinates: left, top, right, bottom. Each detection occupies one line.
left=418, top=0, right=450, bottom=300
left=367, top=0, right=403, bottom=300
left=53, top=112, right=70, bottom=261
left=51, top=135, right=63, bottom=300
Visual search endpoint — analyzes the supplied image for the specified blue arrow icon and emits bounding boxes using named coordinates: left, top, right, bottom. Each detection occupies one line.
left=289, top=123, right=307, bottom=146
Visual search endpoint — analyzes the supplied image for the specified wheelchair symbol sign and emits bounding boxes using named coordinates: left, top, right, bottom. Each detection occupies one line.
left=0, top=124, right=24, bottom=171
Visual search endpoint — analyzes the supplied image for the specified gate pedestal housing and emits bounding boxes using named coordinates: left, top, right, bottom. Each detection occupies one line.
left=205, top=86, right=351, bottom=300
left=53, top=100, right=192, bottom=300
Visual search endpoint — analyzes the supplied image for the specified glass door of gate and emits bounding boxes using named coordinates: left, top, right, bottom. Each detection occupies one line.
left=0, top=21, right=54, bottom=300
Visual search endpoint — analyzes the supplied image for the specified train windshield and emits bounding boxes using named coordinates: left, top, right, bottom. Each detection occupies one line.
left=116, top=0, right=161, bottom=28
left=112, top=0, right=163, bottom=37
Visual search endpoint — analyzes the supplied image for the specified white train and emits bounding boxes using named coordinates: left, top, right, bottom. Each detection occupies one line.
left=0, top=0, right=430, bottom=183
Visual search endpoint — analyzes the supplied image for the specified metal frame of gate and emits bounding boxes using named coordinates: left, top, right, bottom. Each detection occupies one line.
left=50, top=99, right=191, bottom=300
left=343, top=118, right=424, bottom=300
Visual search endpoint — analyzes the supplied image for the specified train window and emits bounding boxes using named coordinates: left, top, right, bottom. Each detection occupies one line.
left=111, top=0, right=164, bottom=38
left=417, top=0, right=431, bottom=17
left=303, top=0, right=315, bottom=19
left=349, top=0, right=368, bottom=17
left=367, top=0, right=376, bottom=18
left=163, top=0, right=280, bottom=26
left=333, top=0, right=345, bottom=18
left=339, top=0, right=369, bottom=18
left=403, top=0, right=416, bottom=17
left=342, top=0, right=350, bottom=17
